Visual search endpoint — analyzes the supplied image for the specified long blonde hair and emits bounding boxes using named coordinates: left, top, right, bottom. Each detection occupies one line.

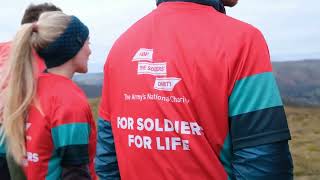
left=1, top=11, right=71, bottom=164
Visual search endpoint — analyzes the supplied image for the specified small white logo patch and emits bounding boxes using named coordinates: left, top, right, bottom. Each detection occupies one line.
left=154, top=77, right=181, bottom=91
left=27, top=152, right=39, bottom=162
left=26, top=123, right=32, bottom=130
left=132, top=48, right=153, bottom=62
left=26, top=123, right=32, bottom=141
left=138, top=62, right=167, bottom=76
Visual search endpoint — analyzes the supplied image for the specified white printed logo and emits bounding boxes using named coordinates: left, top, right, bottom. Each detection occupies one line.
left=26, top=123, right=32, bottom=141
left=137, top=62, right=167, bottom=76
left=26, top=123, right=32, bottom=130
left=132, top=48, right=153, bottom=62
left=27, top=152, right=39, bottom=162
left=154, top=77, right=181, bottom=91
left=132, top=48, right=182, bottom=92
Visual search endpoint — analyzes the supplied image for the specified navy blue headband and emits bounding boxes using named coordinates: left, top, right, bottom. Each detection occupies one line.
left=37, top=16, right=89, bottom=68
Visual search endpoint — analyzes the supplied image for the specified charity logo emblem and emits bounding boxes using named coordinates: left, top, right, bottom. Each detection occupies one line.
left=132, top=48, right=153, bottom=62
left=154, top=77, right=181, bottom=91
left=132, top=48, right=181, bottom=91
left=137, top=62, right=167, bottom=76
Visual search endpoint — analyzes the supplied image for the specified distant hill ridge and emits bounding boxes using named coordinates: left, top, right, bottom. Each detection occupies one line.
left=272, top=60, right=320, bottom=106
left=74, top=60, right=320, bottom=106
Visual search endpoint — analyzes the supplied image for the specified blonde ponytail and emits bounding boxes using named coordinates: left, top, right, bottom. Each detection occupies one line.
left=2, top=11, right=71, bottom=164
left=3, top=24, right=36, bottom=163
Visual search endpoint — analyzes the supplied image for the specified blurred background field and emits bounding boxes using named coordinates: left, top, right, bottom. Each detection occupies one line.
left=89, top=98, right=320, bottom=179
left=286, top=107, right=320, bottom=179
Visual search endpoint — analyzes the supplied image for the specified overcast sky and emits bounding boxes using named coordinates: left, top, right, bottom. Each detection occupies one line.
left=0, top=0, right=319, bottom=72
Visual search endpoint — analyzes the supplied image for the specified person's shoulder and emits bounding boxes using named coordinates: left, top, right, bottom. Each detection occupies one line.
left=38, top=73, right=85, bottom=99
left=0, top=41, right=11, bottom=50
left=104, top=9, right=155, bottom=65
left=38, top=73, right=90, bottom=113
left=0, top=41, right=11, bottom=63
left=38, top=73, right=71, bottom=86
left=0, top=41, right=11, bottom=73
left=219, top=14, right=263, bottom=40
left=111, top=10, right=155, bottom=47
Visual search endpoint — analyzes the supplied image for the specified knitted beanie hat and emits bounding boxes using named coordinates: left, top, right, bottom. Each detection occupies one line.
left=37, top=16, right=89, bottom=68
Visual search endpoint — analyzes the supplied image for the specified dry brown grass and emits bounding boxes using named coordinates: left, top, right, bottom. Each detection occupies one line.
left=89, top=98, right=100, bottom=120
left=286, top=106, right=320, bottom=179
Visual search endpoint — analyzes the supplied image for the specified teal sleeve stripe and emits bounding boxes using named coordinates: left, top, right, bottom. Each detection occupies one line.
left=0, top=133, right=6, bottom=155
left=229, top=72, right=283, bottom=117
left=219, top=133, right=233, bottom=180
left=46, top=151, right=62, bottom=180
left=51, top=123, right=90, bottom=149
left=0, top=143, right=5, bottom=155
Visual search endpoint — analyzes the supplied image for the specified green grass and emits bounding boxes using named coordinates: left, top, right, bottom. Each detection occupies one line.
left=89, top=99, right=320, bottom=179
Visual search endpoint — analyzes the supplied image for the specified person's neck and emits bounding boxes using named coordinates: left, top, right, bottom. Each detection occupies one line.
left=156, top=0, right=226, bottom=13
left=47, top=63, right=75, bottom=79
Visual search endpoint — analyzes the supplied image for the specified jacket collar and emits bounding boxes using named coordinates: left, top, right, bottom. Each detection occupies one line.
left=156, top=0, right=226, bottom=13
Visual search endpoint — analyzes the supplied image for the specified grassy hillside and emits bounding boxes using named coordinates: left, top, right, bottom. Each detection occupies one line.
left=286, top=106, right=320, bottom=179
left=89, top=98, right=100, bottom=119
left=272, top=60, right=320, bottom=106
left=89, top=98, right=320, bottom=179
